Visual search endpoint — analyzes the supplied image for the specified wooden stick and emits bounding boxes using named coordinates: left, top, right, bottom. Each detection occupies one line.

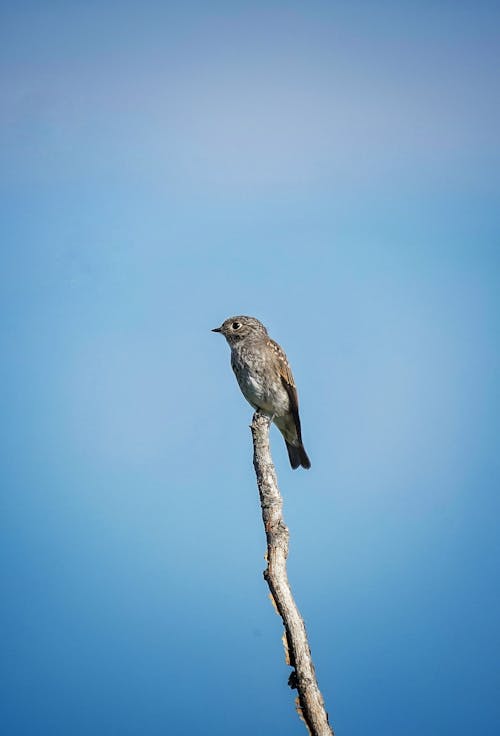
left=250, top=411, right=334, bottom=736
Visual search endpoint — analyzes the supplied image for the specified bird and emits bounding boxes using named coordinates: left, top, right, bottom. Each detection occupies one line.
left=212, top=315, right=311, bottom=469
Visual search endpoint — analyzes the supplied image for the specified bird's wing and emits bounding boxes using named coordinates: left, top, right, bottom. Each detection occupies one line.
left=267, top=338, right=303, bottom=441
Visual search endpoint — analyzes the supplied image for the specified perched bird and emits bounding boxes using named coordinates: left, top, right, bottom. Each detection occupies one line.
left=212, top=316, right=311, bottom=469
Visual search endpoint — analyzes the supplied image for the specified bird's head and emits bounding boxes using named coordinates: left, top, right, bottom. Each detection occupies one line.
left=212, top=315, right=268, bottom=346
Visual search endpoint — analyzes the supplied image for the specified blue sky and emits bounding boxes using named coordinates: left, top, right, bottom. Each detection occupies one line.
left=1, top=2, right=499, bottom=734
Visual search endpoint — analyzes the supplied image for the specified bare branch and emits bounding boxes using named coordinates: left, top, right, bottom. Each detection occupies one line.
left=250, top=411, right=334, bottom=736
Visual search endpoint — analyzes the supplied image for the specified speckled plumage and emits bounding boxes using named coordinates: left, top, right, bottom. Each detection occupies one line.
left=212, top=316, right=311, bottom=469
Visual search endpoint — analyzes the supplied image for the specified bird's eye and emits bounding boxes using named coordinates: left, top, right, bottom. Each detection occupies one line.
left=232, top=322, right=241, bottom=330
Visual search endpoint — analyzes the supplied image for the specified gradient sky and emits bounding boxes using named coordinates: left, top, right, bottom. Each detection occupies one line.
left=1, top=2, right=499, bottom=735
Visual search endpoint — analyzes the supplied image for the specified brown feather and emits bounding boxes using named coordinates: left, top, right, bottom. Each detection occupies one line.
left=267, top=339, right=303, bottom=444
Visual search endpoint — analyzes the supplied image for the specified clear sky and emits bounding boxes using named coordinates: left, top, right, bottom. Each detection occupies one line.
left=1, top=2, right=499, bottom=734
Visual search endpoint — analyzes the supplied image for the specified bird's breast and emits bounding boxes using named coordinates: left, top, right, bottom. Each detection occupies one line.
left=230, top=347, right=289, bottom=416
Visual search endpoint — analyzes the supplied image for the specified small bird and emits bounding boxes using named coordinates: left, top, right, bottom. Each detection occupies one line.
left=212, top=316, right=311, bottom=469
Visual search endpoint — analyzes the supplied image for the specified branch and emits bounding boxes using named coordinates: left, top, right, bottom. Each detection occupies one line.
left=250, top=411, right=334, bottom=736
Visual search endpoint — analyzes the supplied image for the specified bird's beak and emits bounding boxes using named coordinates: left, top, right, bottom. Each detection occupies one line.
left=212, top=326, right=222, bottom=333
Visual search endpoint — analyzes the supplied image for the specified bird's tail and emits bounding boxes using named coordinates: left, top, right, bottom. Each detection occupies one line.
left=285, top=441, right=311, bottom=470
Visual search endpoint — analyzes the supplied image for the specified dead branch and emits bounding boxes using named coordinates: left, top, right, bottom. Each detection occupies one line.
left=250, top=410, right=334, bottom=736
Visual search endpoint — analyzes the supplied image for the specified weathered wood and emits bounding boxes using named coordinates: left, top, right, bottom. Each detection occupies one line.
left=250, top=411, right=334, bottom=736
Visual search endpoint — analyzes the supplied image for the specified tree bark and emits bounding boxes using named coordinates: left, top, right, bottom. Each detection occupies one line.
left=250, top=411, right=334, bottom=736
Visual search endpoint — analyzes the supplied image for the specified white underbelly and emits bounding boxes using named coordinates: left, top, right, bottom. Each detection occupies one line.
left=238, top=370, right=289, bottom=416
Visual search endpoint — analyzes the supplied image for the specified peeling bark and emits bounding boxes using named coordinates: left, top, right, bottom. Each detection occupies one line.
left=250, top=411, right=334, bottom=736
